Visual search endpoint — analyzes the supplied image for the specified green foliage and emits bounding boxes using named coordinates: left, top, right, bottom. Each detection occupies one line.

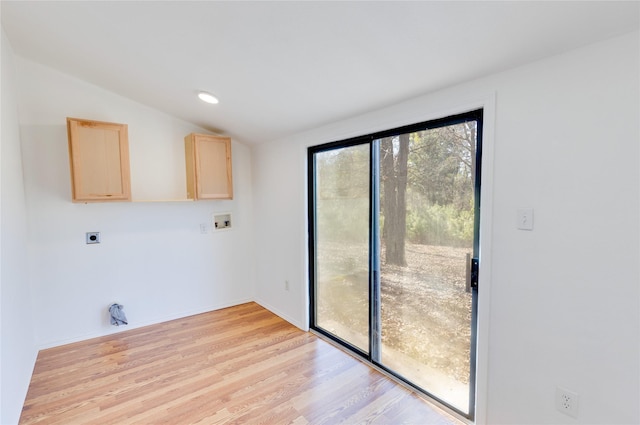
left=315, top=121, right=478, bottom=249
left=317, top=197, right=369, bottom=244
left=407, top=124, right=475, bottom=209
left=406, top=203, right=474, bottom=247
left=315, top=144, right=370, bottom=244
left=401, top=122, right=477, bottom=248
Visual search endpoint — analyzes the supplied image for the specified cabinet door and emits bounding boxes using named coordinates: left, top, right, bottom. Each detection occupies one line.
left=185, top=134, right=233, bottom=200
left=67, top=118, right=131, bottom=202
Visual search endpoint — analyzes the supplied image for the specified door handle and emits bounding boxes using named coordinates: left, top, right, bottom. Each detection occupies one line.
left=466, top=254, right=479, bottom=292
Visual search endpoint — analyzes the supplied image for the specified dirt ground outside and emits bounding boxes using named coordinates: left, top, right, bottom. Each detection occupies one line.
left=316, top=241, right=472, bottom=410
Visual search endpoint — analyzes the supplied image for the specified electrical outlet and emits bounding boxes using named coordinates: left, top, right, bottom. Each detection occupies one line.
left=199, top=223, right=208, bottom=234
left=556, top=386, right=578, bottom=418
left=285, top=280, right=290, bottom=291
left=86, top=232, right=100, bottom=244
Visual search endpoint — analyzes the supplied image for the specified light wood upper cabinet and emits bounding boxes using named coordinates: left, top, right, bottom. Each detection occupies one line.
left=185, top=133, right=233, bottom=200
left=67, top=118, right=131, bottom=202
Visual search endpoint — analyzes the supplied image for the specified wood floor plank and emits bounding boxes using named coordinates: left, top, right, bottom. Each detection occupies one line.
left=20, top=302, right=463, bottom=425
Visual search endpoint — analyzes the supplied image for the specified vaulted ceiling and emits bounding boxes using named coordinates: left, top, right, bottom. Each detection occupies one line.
left=2, top=1, right=638, bottom=144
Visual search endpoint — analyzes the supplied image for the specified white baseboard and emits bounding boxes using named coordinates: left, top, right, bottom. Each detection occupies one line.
left=37, top=297, right=254, bottom=350
left=253, top=298, right=307, bottom=331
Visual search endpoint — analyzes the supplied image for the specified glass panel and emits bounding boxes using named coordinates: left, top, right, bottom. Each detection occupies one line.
left=314, top=144, right=370, bottom=352
left=377, top=121, right=477, bottom=413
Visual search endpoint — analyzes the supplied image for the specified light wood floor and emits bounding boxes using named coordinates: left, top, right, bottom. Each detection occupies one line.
left=20, top=302, right=463, bottom=424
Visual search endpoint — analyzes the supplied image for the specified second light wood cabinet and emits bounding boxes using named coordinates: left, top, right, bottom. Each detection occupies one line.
left=67, top=117, right=131, bottom=202
left=184, top=133, right=233, bottom=200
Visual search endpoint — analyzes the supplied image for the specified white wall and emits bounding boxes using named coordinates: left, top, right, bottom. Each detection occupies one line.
left=3, top=19, right=637, bottom=425
left=252, top=31, right=639, bottom=424
left=251, top=141, right=309, bottom=328
left=16, top=57, right=255, bottom=348
left=1, top=29, right=39, bottom=425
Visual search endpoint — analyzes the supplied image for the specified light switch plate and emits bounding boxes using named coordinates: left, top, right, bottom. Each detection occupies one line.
left=517, top=208, right=534, bottom=230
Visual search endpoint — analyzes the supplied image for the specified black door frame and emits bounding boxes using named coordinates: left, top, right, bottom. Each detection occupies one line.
left=307, top=109, right=483, bottom=420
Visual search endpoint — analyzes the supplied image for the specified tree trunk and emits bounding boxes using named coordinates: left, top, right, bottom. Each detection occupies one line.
left=381, top=135, right=409, bottom=266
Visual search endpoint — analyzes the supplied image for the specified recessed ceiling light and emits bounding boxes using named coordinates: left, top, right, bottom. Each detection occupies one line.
left=198, top=91, right=219, bottom=104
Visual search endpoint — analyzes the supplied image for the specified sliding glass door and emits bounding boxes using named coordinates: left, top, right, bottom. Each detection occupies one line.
left=313, top=144, right=370, bottom=353
left=309, top=110, right=482, bottom=419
